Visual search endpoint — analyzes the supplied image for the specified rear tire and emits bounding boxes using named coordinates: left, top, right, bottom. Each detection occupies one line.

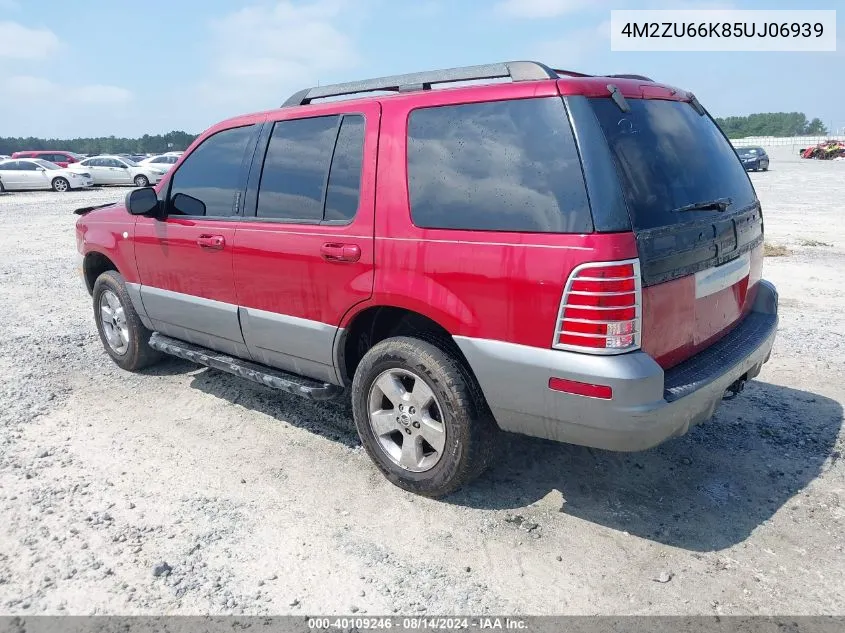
left=92, top=270, right=161, bottom=371
left=134, top=175, right=149, bottom=187
left=52, top=177, right=69, bottom=192
left=351, top=336, right=497, bottom=497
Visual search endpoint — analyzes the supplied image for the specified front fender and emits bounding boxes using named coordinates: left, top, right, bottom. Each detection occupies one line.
left=76, top=212, right=140, bottom=285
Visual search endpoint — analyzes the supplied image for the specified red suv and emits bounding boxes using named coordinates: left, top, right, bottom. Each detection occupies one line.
left=12, top=150, right=81, bottom=168
left=75, top=61, right=778, bottom=497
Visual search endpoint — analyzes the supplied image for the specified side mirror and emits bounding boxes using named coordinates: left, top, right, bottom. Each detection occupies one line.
left=126, top=187, right=159, bottom=216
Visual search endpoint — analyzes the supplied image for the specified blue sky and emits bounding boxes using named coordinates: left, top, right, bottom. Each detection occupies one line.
left=0, top=0, right=842, bottom=138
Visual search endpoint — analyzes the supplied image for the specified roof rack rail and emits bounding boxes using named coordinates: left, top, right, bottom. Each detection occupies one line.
left=552, top=68, right=592, bottom=78
left=607, top=74, right=655, bottom=82
left=281, top=60, right=559, bottom=107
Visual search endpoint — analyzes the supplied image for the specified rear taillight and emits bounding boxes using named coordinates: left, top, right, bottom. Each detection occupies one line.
left=553, top=259, right=641, bottom=354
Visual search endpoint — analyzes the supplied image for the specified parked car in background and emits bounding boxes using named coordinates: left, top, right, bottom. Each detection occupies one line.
left=0, top=155, right=11, bottom=161
left=137, top=154, right=179, bottom=171
left=76, top=60, right=778, bottom=497
left=10, top=150, right=83, bottom=168
left=737, top=146, right=769, bottom=171
left=68, top=155, right=166, bottom=187
left=0, top=158, right=93, bottom=191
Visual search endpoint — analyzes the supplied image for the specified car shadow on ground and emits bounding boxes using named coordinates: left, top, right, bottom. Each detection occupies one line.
left=447, top=381, right=842, bottom=551
left=158, top=359, right=360, bottom=448
left=150, top=359, right=841, bottom=552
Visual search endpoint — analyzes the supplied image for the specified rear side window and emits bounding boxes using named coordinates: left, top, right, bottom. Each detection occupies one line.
left=257, top=114, right=365, bottom=223
left=407, top=97, right=592, bottom=233
left=589, top=98, right=757, bottom=231
left=168, top=125, right=256, bottom=217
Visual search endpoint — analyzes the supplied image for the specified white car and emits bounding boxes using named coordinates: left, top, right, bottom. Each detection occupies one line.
left=68, top=155, right=166, bottom=187
left=137, top=154, right=180, bottom=171
left=0, top=158, right=93, bottom=192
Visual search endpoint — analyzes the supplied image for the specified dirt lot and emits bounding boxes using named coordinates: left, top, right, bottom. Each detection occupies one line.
left=0, top=147, right=843, bottom=616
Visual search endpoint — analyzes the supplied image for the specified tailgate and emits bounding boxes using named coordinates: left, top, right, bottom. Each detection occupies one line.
left=587, top=95, right=764, bottom=369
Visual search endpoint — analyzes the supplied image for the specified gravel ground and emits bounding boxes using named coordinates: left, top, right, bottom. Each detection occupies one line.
left=0, top=150, right=843, bottom=616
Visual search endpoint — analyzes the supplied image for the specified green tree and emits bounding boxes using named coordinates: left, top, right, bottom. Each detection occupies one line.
left=0, top=131, right=199, bottom=156
left=714, top=112, right=828, bottom=138
left=806, top=118, right=827, bottom=135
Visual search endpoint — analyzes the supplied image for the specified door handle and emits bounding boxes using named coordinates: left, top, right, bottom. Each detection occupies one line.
left=196, top=234, right=225, bottom=250
left=320, top=242, right=361, bottom=263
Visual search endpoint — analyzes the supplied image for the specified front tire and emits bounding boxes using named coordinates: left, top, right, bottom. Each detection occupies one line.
left=134, top=175, right=149, bottom=187
left=92, top=270, right=161, bottom=371
left=351, top=336, right=497, bottom=497
left=52, top=177, right=70, bottom=192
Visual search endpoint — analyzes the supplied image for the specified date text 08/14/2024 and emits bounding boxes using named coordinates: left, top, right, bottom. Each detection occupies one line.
left=306, top=617, right=527, bottom=630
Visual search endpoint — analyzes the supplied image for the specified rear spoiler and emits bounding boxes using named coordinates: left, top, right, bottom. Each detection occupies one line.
left=74, top=203, right=115, bottom=216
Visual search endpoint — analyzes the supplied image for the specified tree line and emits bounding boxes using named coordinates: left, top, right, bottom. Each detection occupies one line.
left=0, top=113, right=831, bottom=154
left=0, top=131, right=199, bottom=156
left=714, top=112, right=827, bottom=138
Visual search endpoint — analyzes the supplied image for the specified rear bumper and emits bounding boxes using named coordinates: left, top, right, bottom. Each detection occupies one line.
left=454, top=280, right=778, bottom=451
left=743, top=159, right=768, bottom=170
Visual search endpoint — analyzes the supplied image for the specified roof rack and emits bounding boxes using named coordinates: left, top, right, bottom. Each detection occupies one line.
left=281, top=60, right=559, bottom=107
left=552, top=68, right=592, bottom=78
left=606, top=74, right=655, bottom=82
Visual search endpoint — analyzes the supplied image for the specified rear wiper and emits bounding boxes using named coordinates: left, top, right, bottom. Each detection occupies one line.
left=673, top=197, right=732, bottom=213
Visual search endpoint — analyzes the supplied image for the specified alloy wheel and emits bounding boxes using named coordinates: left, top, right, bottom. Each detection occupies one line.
left=99, top=290, right=129, bottom=355
left=367, top=368, right=447, bottom=472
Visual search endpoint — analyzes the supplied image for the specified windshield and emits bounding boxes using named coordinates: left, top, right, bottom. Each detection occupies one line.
left=589, top=98, right=757, bottom=230
left=738, top=147, right=761, bottom=155
left=33, top=159, right=60, bottom=170
left=121, top=158, right=139, bottom=167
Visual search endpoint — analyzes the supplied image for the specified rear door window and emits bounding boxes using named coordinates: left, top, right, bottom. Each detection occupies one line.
left=407, top=97, right=592, bottom=233
left=324, top=116, right=365, bottom=223
left=257, top=116, right=339, bottom=222
left=589, top=98, right=757, bottom=230
left=256, top=114, right=365, bottom=223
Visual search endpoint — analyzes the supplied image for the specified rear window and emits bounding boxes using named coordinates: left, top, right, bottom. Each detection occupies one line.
left=407, top=97, right=592, bottom=233
left=589, top=98, right=757, bottom=231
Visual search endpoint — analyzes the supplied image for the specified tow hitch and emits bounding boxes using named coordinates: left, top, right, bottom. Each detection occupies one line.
left=723, top=376, right=747, bottom=400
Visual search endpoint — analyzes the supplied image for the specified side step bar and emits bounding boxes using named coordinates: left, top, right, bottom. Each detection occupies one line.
left=148, top=333, right=343, bottom=402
